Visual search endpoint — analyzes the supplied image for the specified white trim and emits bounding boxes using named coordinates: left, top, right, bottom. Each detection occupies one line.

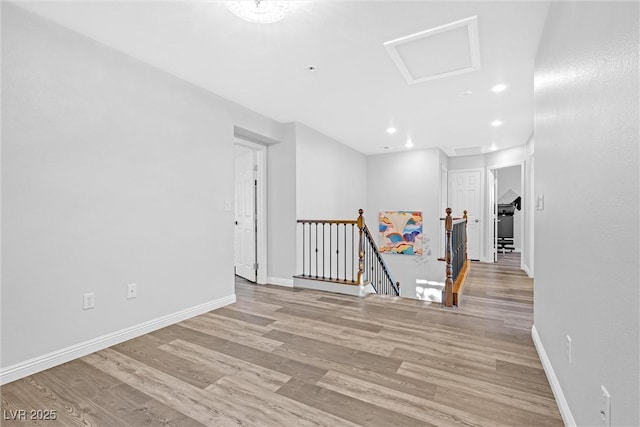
left=294, top=277, right=375, bottom=297
left=0, top=294, right=236, bottom=385
left=267, top=276, right=294, bottom=287
left=522, top=263, right=533, bottom=278
left=532, top=325, right=576, bottom=427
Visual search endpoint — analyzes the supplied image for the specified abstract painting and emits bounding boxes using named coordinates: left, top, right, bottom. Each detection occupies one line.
left=378, top=211, right=423, bottom=255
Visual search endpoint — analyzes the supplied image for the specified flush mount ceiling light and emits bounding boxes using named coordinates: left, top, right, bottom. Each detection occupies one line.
left=491, top=120, right=503, bottom=127
left=491, top=84, right=508, bottom=93
left=384, top=16, right=481, bottom=85
left=227, top=0, right=289, bottom=24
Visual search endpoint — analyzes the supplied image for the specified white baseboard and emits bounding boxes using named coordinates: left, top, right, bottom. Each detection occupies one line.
left=267, top=276, right=294, bottom=287
left=0, top=294, right=236, bottom=385
left=522, top=263, right=533, bottom=278
left=293, top=277, right=374, bottom=297
left=532, top=325, right=576, bottom=426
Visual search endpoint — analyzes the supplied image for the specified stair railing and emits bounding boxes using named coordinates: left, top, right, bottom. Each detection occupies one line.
left=358, top=210, right=400, bottom=296
left=296, top=209, right=399, bottom=296
left=441, top=207, right=470, bottom=307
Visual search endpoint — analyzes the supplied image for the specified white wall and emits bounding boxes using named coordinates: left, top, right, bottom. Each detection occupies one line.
left=1, top=4, right=286, bottom=371
left=293, top=123, right=367, bottom=279
left=497, top=165, right=522, bottom=251
left=534, top=2, right=639, bottom=426
left=295, top=123, right=366, bottom=219
left=366, top=149, right=445, bottom=298
left=267, top=123, right=297, bottom=283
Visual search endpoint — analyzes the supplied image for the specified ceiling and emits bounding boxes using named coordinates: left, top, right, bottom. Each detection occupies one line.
left=14, top=1, right=551, bottom=156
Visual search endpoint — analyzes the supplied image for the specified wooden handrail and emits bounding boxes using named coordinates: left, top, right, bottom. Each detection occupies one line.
left=297, top=219, right=358, bottom=224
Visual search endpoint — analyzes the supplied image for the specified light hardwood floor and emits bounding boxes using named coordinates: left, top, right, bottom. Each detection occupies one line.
left=1, top=254, right=562, bottom=426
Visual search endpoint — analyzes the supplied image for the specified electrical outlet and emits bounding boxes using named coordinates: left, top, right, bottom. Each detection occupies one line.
left=127, top=283, right=137, bottom=299
left=83, top=293, right=95, bottom=310
left=566, top=335, right=572, bottom=363
left=600, top=385, right=611, bottom=426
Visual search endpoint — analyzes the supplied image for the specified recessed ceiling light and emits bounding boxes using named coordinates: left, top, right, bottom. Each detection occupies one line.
left=491, top=84, right=508, bottom=93
left=491, top=120, right=503, bottom=127
left=405, top=139, right=414, bottom=148
left=386, top=127, right=397, bottom=134
left=306, top=65, right=317, bottom=72
left=458, top=90, right=473, bottom=98
left=383, top=146, right=392, bottom=150
left=489, top=143, right=498, bottom=151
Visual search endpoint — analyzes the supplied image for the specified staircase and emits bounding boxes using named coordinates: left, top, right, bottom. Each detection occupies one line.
left=294, top=209, right=400, bottom=297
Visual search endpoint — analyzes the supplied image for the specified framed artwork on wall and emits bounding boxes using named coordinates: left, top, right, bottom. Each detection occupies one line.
left=378, top=211, right=423, bottom=255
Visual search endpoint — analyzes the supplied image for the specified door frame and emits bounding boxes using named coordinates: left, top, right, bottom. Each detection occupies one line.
left=233, top=138, right=268, bottom=285
left=487, top=168, right=498, bottom=263
left=440, top=164, right=448, bottom=259
left=487, top=160, right=525, bottom=268
left=448, top=168, right=485, bottom=262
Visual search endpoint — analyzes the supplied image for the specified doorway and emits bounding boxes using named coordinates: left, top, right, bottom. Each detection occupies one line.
left=233, top=140, right=267, bottom=284
left=489, top=164, right=523, bottom=266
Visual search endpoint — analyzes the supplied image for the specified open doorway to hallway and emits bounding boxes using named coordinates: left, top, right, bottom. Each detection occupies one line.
left=490, top=164, right=523, bottom=266
left=233, top=139, right=267, bottom=284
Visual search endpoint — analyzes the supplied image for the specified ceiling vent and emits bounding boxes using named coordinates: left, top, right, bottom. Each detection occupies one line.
left=384, top=16, right=481, bottom=85
left=454, top=146, right=484, bottom=156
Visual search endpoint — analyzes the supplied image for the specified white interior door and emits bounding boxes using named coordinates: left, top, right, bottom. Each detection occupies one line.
left=449, top=170, right=482, bottom=261
left=234, top=147, right=256, bottom=281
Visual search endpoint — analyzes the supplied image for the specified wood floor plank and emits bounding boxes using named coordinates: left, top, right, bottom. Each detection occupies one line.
left=111, top=335, right=223, bottom=389
left=270, top=344, right=439, bottom=400
left=317, top=370, right=510, bottom=427
left=159, top=339, right=291, bottom=392
left=84, top=349, right=259, bottom=426
left=398, top=361, right=559, bottom=417
left=276, top=378, right=428, bottom=427
left=209, top=375, right=359, bottom=427
left=264, top=329, right=402, bottom=374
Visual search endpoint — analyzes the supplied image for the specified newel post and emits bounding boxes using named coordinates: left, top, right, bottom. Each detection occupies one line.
left=443, top=208, right=454, bottom=307
left=463, top=210, right=468, bottom=261
left=357, top=209, right=365, bottom=285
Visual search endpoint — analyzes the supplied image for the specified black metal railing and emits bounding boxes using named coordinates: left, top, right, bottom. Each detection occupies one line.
left=296, top=209, right=399, bottom=296
left=298, top=219, right=358, bottom=283
left=361, top=223, right=400, bottom=296
left=451, top=220, right=466, bottom=284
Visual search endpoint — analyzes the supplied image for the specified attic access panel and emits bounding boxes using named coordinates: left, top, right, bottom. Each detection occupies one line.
left=384, top=16, right=481, bottom=84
